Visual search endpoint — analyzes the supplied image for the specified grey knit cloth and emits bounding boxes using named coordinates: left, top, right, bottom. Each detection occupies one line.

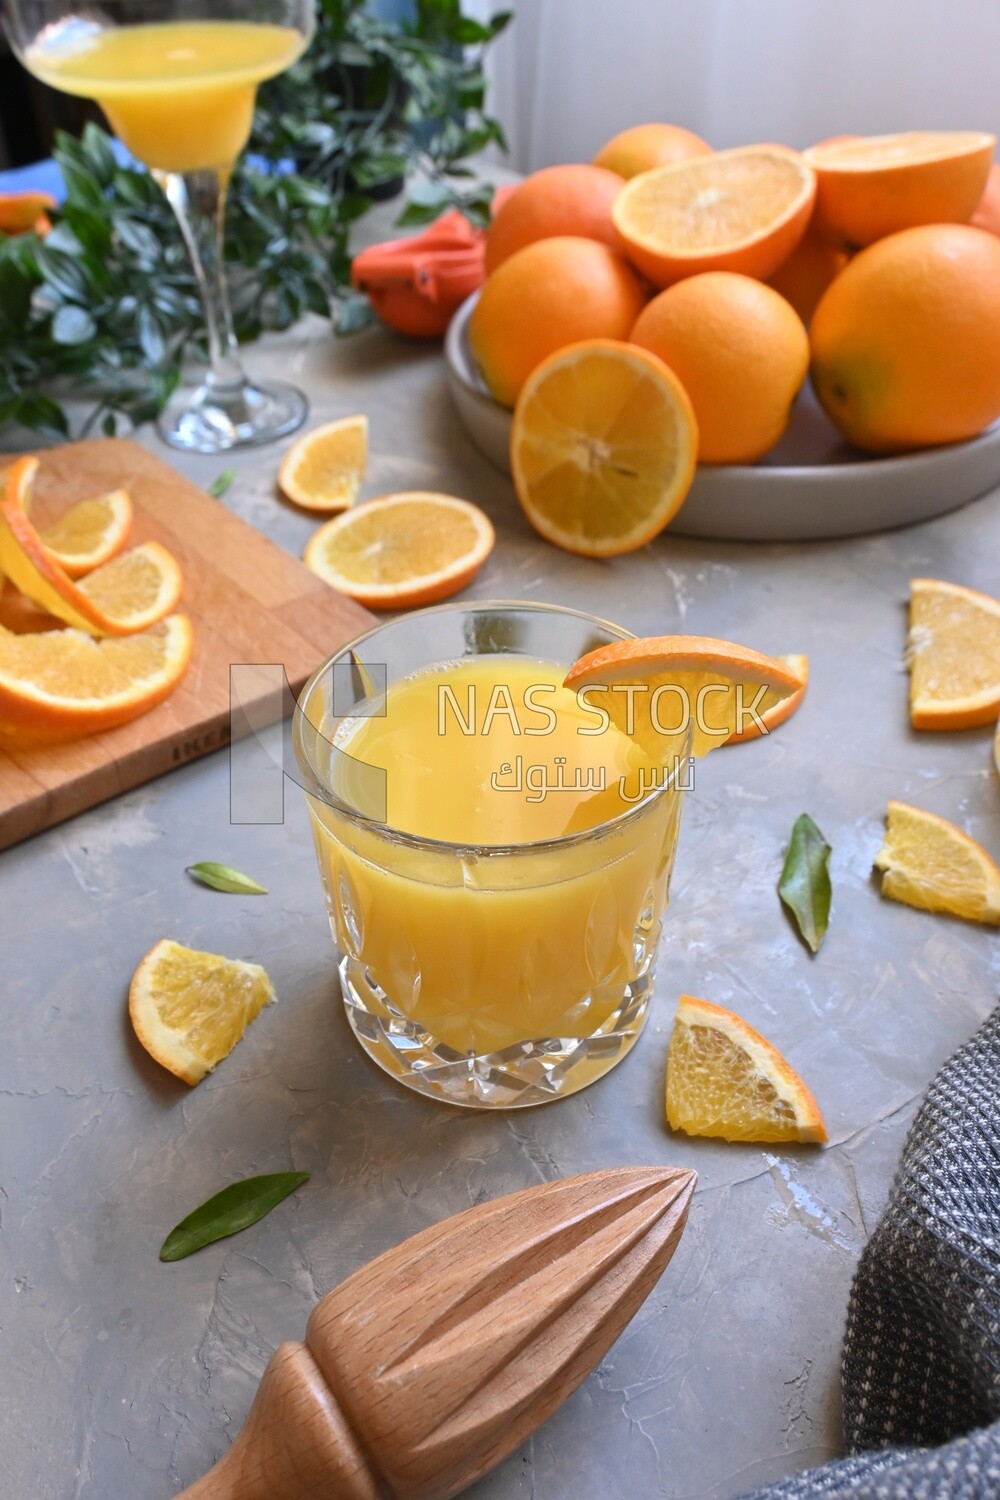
left=744, top=1005, right=1000, bottom=1499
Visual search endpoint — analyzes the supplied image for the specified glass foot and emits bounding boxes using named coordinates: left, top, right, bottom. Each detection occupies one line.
left=157, top=377, right=308, bottom=454
left=339, top=954, right=653, bottom=1109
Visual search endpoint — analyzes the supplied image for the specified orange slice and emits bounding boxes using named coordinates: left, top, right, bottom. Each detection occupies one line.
left=907, top=578, right=1000, bottom=730
left=612, top=145, right=816, bottom=286
left=303, top=491, right=495, bottom=609
left=278, top=414, right=368, bottom=512
left=128, top=938, right=276, bottom=1086
left=0, top=614, right=192, bottom=734
left=874, top=801, right=1000, bottom=927
left=803, top=131, right=995, bottom=248
left=564, top=635, right=803, bottom=759
left=725, top=652, right=808, bottom=744
left=1, top=461, right=181, bottom=636
left=666, top=994, right=827, bottom=1144
left=510, top=339, right=698, bottom=557
left=41, top=490, right=133, bottom=577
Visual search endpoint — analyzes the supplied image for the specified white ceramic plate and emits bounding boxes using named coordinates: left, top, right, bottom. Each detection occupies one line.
left=445, top=292, right=1000, bottom=542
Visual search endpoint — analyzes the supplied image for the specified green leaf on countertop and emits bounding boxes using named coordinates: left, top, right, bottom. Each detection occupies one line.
left=159, top=1172, right=310, bottom=1261
left=778, top=814, right=832, bottom=954
left=206, top=469, right=237, bottom=499
left=185, top=860, right=267, bottom=895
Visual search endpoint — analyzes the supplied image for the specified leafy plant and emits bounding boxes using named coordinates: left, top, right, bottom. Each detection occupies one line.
left=0, top=0, right=510, bottom=440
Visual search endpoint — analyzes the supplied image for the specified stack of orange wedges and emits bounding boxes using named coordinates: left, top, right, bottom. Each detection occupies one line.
left=0, top=456, right=192, bottom=736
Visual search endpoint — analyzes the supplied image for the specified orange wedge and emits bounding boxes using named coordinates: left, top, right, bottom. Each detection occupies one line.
left=0, top=614, right=192, bottom=734
left=564, top=635, right=803, bottom=759
left=303, top=490, right=495, bottom=609
left=612, top=145, right=816, bottom=286
left=41, top=490, right=133, bottom=577
left=1, top=460, right=181, bottom=635
left=874, top=801, right=1000, bottom=927
left=129, top=938, right=276, bottom=1085
left=278, top=414, right=368, bottom=512
left=803, top=131, right=995, bottom=248
left=666, top=994, right=827, bottom=1144
left=725, top=652, right=808, bottom=744
left=906, top=578, right=1000, bottom=730
left=510, top=339, right=698, bottom=557
left=0, top=190, right=55, bottom=236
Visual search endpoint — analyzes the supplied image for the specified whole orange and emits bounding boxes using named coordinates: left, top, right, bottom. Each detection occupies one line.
left=593, top=122, right=711, bottom=179
left=630, top=272, right=809, bottom=463
left=971, top=163, right=1000, bottom=237
left=469, top=237, right=648, bottom=408
left=483, top=164, right=624, bottom=275
left=810, top=223, right=1000, bottom=452
left=767, top=230, right=848, bottom=325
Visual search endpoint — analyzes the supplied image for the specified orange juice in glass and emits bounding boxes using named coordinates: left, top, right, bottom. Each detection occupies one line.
left=5, top=0, right=315, bottom=453
left=294, top=602, right=691, bottom=1109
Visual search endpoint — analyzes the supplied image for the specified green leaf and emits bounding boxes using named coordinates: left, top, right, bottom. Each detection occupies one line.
left=207, top=469, right=237, bottom=499
left=159, top=1172, right=309, bottom=1261
left=778, top=814, right=832, bottom=954
left=185, top=860, right=267, bottom=894
left=51, top=305, right=97, bottom=346
left=335, top=292, right=375, bottom=335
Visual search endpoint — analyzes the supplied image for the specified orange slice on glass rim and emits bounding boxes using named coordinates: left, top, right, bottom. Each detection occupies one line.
left=303, top=490, right=495, bottom=609
left=1, top=459, right=181, bottom=635
left=725, top=652, right=808, bottom=744
left=666, top=993, right=827, bottom=1144
left=906, top=577, right=1000, bottom=730
left=510, top=339, right=698, bottom=558
left=0, top=614, right=192, bottom=735
left=278, top=414, right=368, bottom=512
left=874, top=800, right=1000, bottom=927
left=564, top=634, right=803, bottom=760
left=612, top=145, right=816, bottom=286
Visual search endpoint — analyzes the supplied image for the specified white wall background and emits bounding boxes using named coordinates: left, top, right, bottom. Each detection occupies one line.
left=469, top=0, right=1000, bottom=171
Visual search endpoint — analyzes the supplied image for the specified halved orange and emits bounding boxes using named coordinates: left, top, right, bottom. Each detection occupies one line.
left=907, top=578, right=1000, bottom=730
left=510, top=339, right=698, bottom=557
left=1, top=459, right=181, bottom=635
left=564, top=635, right=803, bottom=759
left=803, top=131, right=995, bottom=248
left=129, top=938, right=275, bottom=1086
left=41, top=490, right=134, bottom=577
left=612, top=145, right=816, bottom=286
left=278, top=414, right=368, bottom=512
left=0, top=614, right=193, bottom=733
left=303, top=491, right=495, bottom=609
left=874, top=801, right=1000, bottom=927
left=725, top=652, right=808, bottom=744
left=666, top=994, right=827, bottom=1144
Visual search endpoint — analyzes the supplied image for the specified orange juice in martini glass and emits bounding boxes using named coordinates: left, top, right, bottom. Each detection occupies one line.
left=4, top=0, right=315, bottom=452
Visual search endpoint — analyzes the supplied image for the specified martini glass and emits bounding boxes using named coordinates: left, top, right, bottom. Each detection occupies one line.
left=4, top=0, right=316, bottom=453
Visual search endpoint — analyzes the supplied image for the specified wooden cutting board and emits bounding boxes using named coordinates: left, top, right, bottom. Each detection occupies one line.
left=0, top=438, right=374, bottom=850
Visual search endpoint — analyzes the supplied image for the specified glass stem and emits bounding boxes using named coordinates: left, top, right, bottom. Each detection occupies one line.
left=156, top=166, right=246, bottom=395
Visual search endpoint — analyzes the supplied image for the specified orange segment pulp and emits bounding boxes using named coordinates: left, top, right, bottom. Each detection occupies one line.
left=303, top=490, right=495, bottom=609
left=612, top=145, right=816, bottom=285
left=725, top=652, right=808, bottom=744
left=0, top=614, right=193, bottom=734
left=1, top=459, right=181, bottom=636
left=41, top=489, right=134, bottom=577
left=874, top=801, right=1000, bottom=927
left=278, top=414, right=368, bottom=512
left=666, top=994, right=827, bottom=1144
left=906, top=578, right=1000, bottom=730
left=510, top=339, right=698, bottom=557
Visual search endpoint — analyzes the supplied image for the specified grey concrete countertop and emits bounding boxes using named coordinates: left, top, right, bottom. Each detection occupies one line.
left=3, top=285, right=1000, bottom=1500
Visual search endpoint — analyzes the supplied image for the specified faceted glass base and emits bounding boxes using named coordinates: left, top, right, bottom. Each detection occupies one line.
left=339, top=953, right=654, bottom=1109
left=157, top=377, right=307, bottom=454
